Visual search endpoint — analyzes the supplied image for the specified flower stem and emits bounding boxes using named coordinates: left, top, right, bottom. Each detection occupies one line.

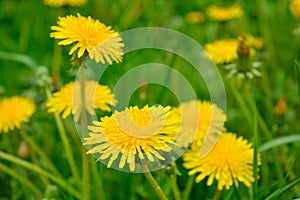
left=250, top=80, right=258, bottom=200
left=91, top=157, right=106, bottom=200
left=0, top=162, right=43, bottom=198
left=170, top=173, right=181, bottom=200
left=79, top=65, right=91, bottom=200
left=0, top=151, right=81, bottom=199
left=19, top=129, right=62, bottom=177
left=45, top=88, right=80, bottom=181
left=182, top=175, right=194, bottom=200
left=144, top=171, right=168, bottom=200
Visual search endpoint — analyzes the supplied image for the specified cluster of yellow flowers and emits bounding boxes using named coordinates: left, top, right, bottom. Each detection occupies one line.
left=185, top=4, right=244, bottom=24
left=0, top=7, right=261, bottom=192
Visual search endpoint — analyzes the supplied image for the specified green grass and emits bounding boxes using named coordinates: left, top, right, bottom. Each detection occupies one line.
left=1, top=0, right=300, bottom=199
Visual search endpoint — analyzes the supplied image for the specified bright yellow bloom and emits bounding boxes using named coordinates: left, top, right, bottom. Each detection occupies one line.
left=205, top=39, right=239, bottom=64
left=0, top=96, right=36, bottom=133
left=290, top=0, right=300, bottom=20
left=205, top=38, right=256, bottom=64
left=84, top=105, right=181, bottom=171
left=47, top=81, right=117, bottom=121
left=206, top=5, right=244, bottom=22
left=173, top=100, right=226, bottom=148
left=183, top=132, right=260, bottom=190
left=50, top=13, right=124, bottom=64
left=185, top=12, right=205, bottom=24
left=44, top=0, right=86, bottom=7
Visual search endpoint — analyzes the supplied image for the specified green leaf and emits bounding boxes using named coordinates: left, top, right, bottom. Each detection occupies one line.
left=0, top=51, right=38, bottom=70
left=265, top=178, right=300, bottom=200
left=258, top=135, right=300, bottom=152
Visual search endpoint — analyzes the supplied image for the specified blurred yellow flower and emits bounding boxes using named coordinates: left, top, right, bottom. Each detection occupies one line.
left=245, top=34, right=264, bottom=49
left=290, top=0, right=300, bottom=20
left=205, top=39, right=239, bottom=64
left=50, top=13, right=124, bottom=64
left=206, top=5, right=244, bottom=22
left=84, top=105, right=181, bottom=171
left=183, top=132, right=260, bottom=190
left=173, top=100, right=226, bottom=148
left=47, top=81, right=117, bottom=121
left=205, top=37, right=256, bottom=64
left=274, top=97, right=287, bottom=116
left=44, top=0, right=86, bottom=7
left=185, top=11, right=205, bottom=24
left=0, top=96, right=36, bottom=133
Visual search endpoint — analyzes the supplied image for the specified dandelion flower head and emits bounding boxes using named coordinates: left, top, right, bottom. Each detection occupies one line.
left=44, top=0, right=86, bottom=7
left=173, top=100, right=226, bottom=148
left=290, top=0, right=300, bottom=20
left=84, top=105, right=181, bottom=171
left=183, top=132, right=260, bottom=190
left=47, top=81, right=117, bottom=121
left=185, top=12, right=205, bottom=24
left=0, top=96, right=36, bottom=133
left=206, top=5, right=244, bottom=22
left=50, top=13, right=124, bottom=64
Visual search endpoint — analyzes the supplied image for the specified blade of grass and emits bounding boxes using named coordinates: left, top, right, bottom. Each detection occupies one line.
left=250, top=80, right=258, bottom=200
left=258, top=135, right=300, bottom=152
left=295, top=60, right=300, bottom=104
left=0, top=162, right=43, bottom=198
left=265, top=177, right=300, bottom=200
left=0, top=51, right=38, bottom=70
left=0, top=151, right=80, bottom=199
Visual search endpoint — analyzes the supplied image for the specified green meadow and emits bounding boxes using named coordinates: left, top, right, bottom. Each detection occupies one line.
left=0, top=0, right=300, bottom=199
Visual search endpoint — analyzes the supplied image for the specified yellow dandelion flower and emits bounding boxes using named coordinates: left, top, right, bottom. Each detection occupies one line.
left=185, top=11, right=205, bottom=24
left=44, top=0, right=86, bottom=7
left=290, top=0, right=300, bottom=20
left=47, top=81, right=117, bottom=121
left=0, top=96, right=36, bottom=133
left=205, top=38, right=256, bottom=64
left=245, top=34, right=264, bottom=49
left=183, top=132, right=260, bottom=190
left=204, top=39, right=239, bottom=64
left=84, top=105, right=181, bottom=171
left=173, top=100, right=226, bottom=148
left=50, top=13, right=124, bottom=64
left=206, top=5, right=244, bottom=22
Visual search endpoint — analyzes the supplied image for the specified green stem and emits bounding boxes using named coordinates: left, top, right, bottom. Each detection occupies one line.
left=183, top=175, right=194, bottom=200
left=229, top=80, right=283, bottom=180
left=19, top=130, right=62, bottom=177
left=144, top=171, right=168, bottom=200
left=0, top=151, right=80, bottom=199
left=79, top=65, right=91, bottom=200
left=250, top=80, right=258, bottom=200
left=170, top=173, right=181, bottom=200
left=0, top=162, right=43, bottom=198
left=295, top=60, right=300, bottom=104
left=91, top=157, right=106, bottom=200
left=45, top=88, right=80, bottom=181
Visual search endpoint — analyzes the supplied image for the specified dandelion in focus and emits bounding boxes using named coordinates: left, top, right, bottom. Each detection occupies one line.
left=206, top=5, right=243, bottom=22
left=183, top=132, right=260, bottom=190
left=47, top=81, right=117, bottom=121
left=84, top=105, right=181, bottom=171
left=50, top=13, right=124, bottom=64
left=0, top=96, right=36, bottom=133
